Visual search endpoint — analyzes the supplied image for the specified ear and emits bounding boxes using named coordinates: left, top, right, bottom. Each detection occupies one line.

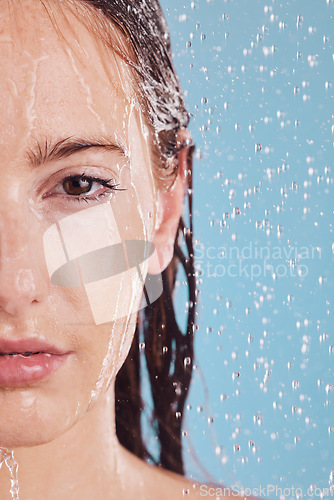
left=148, top=129, right=193, bottom=275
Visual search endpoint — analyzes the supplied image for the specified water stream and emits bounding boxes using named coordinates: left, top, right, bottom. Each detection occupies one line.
left=0, top=447, right=19, bottom=499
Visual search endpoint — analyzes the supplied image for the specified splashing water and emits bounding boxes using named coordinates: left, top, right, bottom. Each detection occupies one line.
left=0, top=447, right=19, bottom=499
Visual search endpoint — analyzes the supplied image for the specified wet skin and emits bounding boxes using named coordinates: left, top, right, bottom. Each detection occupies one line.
left=0, top=0, right=159, bottom=450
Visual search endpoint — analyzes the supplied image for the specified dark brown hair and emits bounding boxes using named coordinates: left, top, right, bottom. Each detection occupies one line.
left=77, top=0, right=196, bottom=474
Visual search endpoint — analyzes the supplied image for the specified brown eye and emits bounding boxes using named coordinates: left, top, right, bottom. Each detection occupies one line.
left=62, top=176, right=92, bottom=196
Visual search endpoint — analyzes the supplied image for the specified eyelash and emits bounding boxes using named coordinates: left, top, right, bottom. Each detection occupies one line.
left=47, top=172, right=124, bottom=204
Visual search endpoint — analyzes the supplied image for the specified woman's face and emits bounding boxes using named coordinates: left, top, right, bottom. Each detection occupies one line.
left=0, top=0, right=158, bottom=447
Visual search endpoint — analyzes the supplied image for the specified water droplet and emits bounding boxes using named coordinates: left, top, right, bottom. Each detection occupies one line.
left=253, top=414, right=263, bottom=426
left=184, top=357, right=191, bottom=368
left=296, top=15, right=303, bottom=29
left=292, top=380, right=300, bottom=390
left=264, top=368, right=272, bottom=384
left=215, top=446, right=222, bottom=456
left=326, top=383, right=333, bottom=394
left=319, top=332, right=328, bottom=343
left=233, top=444, right=240, bottom=452
left=139, top=342, right=145, bottom=351
left=292, top=405, right=302, bottom=415
left=183, top=488, right=190, bottom=495
left=176, top=411, right=182, bottom=419
left=232, top=371, right=240, bottom=380
left=0, top=447, right=19, bottom=499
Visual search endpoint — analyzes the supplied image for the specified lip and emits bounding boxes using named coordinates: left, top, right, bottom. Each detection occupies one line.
left=0, top=338, right=68, bottom=355
left=0, top=338, right=72, bottom=387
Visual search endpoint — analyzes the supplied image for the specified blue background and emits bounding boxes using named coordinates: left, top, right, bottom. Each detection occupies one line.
left=148, top=1, right=334, bottom=497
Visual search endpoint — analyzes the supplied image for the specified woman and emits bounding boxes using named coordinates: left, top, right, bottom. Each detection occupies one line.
left=0, top=1, right=248, bottom=498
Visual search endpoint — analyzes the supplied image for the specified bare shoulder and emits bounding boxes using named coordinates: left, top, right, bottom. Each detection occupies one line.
left=150, top=467, right=258, bottom=499
left=118, top=444, right=257, bottom=499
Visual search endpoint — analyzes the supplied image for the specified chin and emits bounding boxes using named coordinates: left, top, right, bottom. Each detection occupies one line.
left=0, top=387, right=81, bottom=449
left=0, top=429, right=53, bottom=449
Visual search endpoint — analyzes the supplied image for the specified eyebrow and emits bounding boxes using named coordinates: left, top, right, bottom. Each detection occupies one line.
left=27, top=136, right=127, bottom=167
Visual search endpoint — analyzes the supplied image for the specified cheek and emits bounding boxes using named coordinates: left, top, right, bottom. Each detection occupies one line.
left=85, top=313, right=137, bottom=380
left=45, top=191, right=155, bottom=404
left=44, top=189, right=154, bottom=329
left=71, top=311, right=137, bottom=413
left=76, top=198, right=156, bottom=403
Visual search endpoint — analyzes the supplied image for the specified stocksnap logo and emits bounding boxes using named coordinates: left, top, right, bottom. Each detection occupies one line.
left=43, top=203, right=163, bottom=325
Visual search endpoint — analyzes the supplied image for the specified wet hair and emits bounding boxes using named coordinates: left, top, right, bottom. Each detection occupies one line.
left=77, top=0, right=196, bottom=474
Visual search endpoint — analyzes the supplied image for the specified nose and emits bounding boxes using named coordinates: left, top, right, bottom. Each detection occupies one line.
left=0, top=205, right=49, bottom=317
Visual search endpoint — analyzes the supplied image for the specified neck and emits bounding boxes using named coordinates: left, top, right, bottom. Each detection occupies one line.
left=0, top=383, right=125, bottom=499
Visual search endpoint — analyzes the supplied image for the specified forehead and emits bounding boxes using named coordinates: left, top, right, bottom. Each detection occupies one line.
left=0, top=0, right=137, bottom=152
